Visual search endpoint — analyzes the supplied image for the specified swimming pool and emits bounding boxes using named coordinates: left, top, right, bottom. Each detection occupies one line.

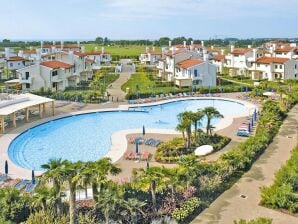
left=8, top=99, right=248, bottom=171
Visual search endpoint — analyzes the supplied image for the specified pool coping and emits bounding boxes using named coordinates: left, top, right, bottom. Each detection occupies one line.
left=0, top=97, right=257, bottom=179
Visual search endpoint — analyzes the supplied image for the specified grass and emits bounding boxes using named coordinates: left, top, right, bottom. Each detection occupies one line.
left=83, top=44, right=161, bottom=57
left=121, top=72, right=177, bottom=94
left=219, top=75, right=254, bottom=85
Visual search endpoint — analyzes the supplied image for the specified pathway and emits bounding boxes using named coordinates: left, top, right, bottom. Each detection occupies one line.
left=191, top=105, right=298, bottom=224
left=107, top=64, right=134, bottom=101
left=219, top=76, right=253, bottom=86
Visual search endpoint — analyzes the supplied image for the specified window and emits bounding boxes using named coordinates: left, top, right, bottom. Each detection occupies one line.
left=280, top=65, right=282, bottom=69
left=25, top=72, right=29, bottom=79
left=295, top=64, right=297, bottom=69
left=52, top=71, right=58, bottom=76
left=10, top=63, right=13, bottom=67
left=18, top=63, right=20, bottom=66
left=26, top=84, right=30, bottom=89
left=275, top=65, right=278, bottom=69
left=194, top=69, right=198, bottom=77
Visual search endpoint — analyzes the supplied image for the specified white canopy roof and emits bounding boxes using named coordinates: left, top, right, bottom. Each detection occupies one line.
left=194, top=145, right=214, bottom=156
left=0, top=93, right=53, bottom=116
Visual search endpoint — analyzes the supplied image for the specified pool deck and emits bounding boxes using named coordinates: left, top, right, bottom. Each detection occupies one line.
left=0, top=96, right=257, bottom=179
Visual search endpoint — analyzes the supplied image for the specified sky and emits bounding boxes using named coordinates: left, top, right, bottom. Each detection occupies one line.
left=0, top=0, right=297, bottom=40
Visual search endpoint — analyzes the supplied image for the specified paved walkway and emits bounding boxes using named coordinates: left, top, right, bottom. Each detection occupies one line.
left=107, top=65, right=134, bottom=101
left=191, top=105, right=298, bottom=224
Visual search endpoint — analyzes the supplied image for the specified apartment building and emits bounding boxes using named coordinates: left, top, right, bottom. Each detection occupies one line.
left=139, top=47, right=162, bottom=65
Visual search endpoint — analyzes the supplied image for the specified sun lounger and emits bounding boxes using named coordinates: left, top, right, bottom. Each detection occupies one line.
left=141, top=151, right=149, bottom=160
left=129, top=152, right=137, bottom=160
left=0, top=175, right=8, bottom=184
left=15, top=179, right=30, bottom=190
left=124, top=151, right=132, bottom=160
left=24, top=181, right=38, bottom=193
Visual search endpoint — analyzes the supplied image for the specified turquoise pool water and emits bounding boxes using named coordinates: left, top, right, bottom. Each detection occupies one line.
left=8, top=99, right=247, bottom=171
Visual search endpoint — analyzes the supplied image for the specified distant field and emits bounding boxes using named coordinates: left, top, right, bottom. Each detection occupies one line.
left=83, top=44, right=160, bottom=57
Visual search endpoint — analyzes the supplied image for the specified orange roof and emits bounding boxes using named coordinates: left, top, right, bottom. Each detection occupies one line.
left=6, top=56, right=27, bottom=61
left=40, top=60, right=73, bottom=69
left=231, top=48, right=252, bottom=55
left=274, top=46, right=295, bottom=53
left=213, top=55, right=225, bottom=61
left=256, top=57, right=289, bottom=64
left=74, top=51, right=86, bottom=57
left=86, top=51, right=111, bottom=55
left=166, top=49, right=185, bottom=57
left=177, top=59, right=204, bottom=69
left=208, top=48, right=221, bottom=53
left=24, top=49, right=37, bottom=54
left=143, top=51, right=162, bottom=55
left=43, top=44, right=80, bottom=49
left=85, top=58, right=95, bottom=63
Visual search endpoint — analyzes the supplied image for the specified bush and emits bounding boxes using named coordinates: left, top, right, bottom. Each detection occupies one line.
left=171, top=197, right=200, bottom=222
left=233, top=217, right=272, bottom=224
left=260, top=144, right=298, bottom=213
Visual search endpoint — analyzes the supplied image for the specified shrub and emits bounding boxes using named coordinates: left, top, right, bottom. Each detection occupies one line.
left=171, top=197, right=200, bottom=222
left=233, top=217, right=272, bottom=224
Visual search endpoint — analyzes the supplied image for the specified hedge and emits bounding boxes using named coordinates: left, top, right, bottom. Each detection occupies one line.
left=171, top=197, right=200, bottom=222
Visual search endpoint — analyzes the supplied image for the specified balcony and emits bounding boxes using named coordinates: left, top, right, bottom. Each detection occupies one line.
left=19, top=77, right=32, bottom=84
left=52, top=74, right=64, bottom=82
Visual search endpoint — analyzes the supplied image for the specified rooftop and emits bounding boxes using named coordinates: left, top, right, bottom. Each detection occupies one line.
left=40, top=60, right=73, bottom=69
left=6, top=56, right=28, bottom=61
left=177, top=58, right=204, bottom=69
left=231, top=48, right=252, bottom=55
left=256, top=56, right=289, bottom=64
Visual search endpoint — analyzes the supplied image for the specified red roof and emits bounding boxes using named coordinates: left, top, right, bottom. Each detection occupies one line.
left=40, top=60, right=73, bottom=69
left=274, top=46, right=295, bottom=53
left=208, top=48, right=221, bottom=53
left=256, top=57, right=289, bottom=64
left=166, top=49, right=185, bottom=57
left=85, top=58, right=95, bottom=63
left=74, top=51, right=86, bottom=57
left=43, top=44, right=80, bottom=49
left=213, top=55, right=225, bottom=61
left=143, top=51, right=162, bottom=55
left=86, top=51, right=111, bottom=55
left=231, top=48, right=252, bottom=55
left=177, top=59, right=204, bottom=69
left=24, top=49, right=37, bottom=54
left=6, top=56, right=27, bottom=61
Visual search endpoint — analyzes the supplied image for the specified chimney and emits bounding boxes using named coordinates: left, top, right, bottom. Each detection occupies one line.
left=231, top=45, right=235, bottom=53
left=183, top=41, right=186, bottom=48
left=40, top=41, right=44, bottom=49
left=18, top=50, right=24, bottom=57
left=53, top=41, right=56, bottom=46
left=69, top=51, right=74, bottom=64
left=201, top=40, right=204, bottom=47
left=81, top=46, right=85, bottom=53
left=253, top=49, right=257, bottom=60
left=101, top=47, right=104, bottom=54
left=169, top=41, right=172, bottom=47
left=51, top=46, right=56, bottom=53
left=211, top=45, right=214, bottom=49
left=5, top=48, right=10, bottom=59
left=61, top=41, right=64, bottom=50
left=272, top=44, right=276, bottom=51
left=248, top=45, right=252, bottom=48
left=146, top=47, right=149, bottom=53
left=221, top=49, right=225, bottom=55
left=281, top=45, right=284, bottom=49
left=77, top=41, right=80, bottom=47
left=191, top=40, right=194, bottom=46
left=172, top=48, right=176, bottom=56
left=36, top=49, right=41, bottom=61
left=203, top=49, right=208, bottom=61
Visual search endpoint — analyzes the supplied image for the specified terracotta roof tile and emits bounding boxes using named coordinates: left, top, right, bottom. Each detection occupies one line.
left=40, top=60, right=73, bottom=69
left=177, top=59, right=204, bottom=69
left=74, top=51, right=86, bottom=57
left=166, top=49, right=185, bottom=57
left=213, top=55, right=225, bottom=61
left=85, top=58, right=95, bottom=63
left=6, top=56, right=28, bottom=61
left=231, top=48, right=252, bottom=55
left=256, top=56, right=289, bottom=64
left=274, top=46, right=295, bottom=53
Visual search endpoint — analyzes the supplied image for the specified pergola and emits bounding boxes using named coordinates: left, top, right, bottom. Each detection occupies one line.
left=0, top=93, right=55, bottom=134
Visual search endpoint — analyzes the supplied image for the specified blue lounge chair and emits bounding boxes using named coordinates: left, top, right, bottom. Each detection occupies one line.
left=24, top=181, right=38, bottom=193
left=15, top=179, right=30, bottom=190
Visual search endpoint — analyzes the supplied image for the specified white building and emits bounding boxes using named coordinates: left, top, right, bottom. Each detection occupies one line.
left=249, top=57, right=298, bottom=81
left=86, top=47, right=112, bottom=65
left=273, top=45, right=298, bottom=59
left=211, top=55, right=225, bottom=74
left=174, top=58, right=217, bottom=88
left=139, top=48, right=162, bottom=65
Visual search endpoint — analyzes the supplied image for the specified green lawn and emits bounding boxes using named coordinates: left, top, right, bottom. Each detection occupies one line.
left=121, top=73, right=176, bottom=94
left=83, top=44, right=161, bottom=57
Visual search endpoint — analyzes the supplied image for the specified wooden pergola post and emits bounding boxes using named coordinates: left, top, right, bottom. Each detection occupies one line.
left=39, top=104, right=42, bottom=118
left=51, top=101, right=55, bottom=116
left=1, top=115, right=5, bottom=134
left=12, top=112, right=16, bottom=128
left=25, top=108, right=29, bottom=122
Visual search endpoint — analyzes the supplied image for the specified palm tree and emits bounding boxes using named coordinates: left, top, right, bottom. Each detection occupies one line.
left=123, top=198, right=146, bottom=224
left=176, top=123, right=187, bottom=148
left=202, top=107, right=224, bottom=136
left=133, top=166, right=168, bottom=212
left=191, top=110, right=204, bottom=142
left=31, top=186, right=55, bottom=212
left=81, top=158, right=121, bottom=203
left=177, top=112, right=193, bottom=148
left=41, top=158, right=68, bottom=216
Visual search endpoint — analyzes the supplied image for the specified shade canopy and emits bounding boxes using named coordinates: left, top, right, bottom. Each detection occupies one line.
left=194, top=145, right=214, bottom=156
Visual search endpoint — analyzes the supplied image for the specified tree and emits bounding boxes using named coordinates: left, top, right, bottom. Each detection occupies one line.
left=190, top=110, right=204, bottom=142
left=41, top=158, right=68, bottom=216
left=133, top=167, right=168, bottom=212
left=95, top=37, right=103, bottom=44
left=31, top=186, right=55, bottom=212
left=177, top=112, right=193, bottom=148
left=123, top=198, right=146, bottom=224
left=202, top=107, right=224, bottom=136
left=158, top=37, right=171, bottom=46
left=81, top=158, right=121, bottom=202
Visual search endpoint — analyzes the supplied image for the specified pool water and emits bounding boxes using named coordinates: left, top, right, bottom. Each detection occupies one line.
left=8, top=99, right=247, bottom=171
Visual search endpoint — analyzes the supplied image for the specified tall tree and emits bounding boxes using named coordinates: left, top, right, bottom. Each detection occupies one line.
left=202, top=107, right=224, bottom=136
